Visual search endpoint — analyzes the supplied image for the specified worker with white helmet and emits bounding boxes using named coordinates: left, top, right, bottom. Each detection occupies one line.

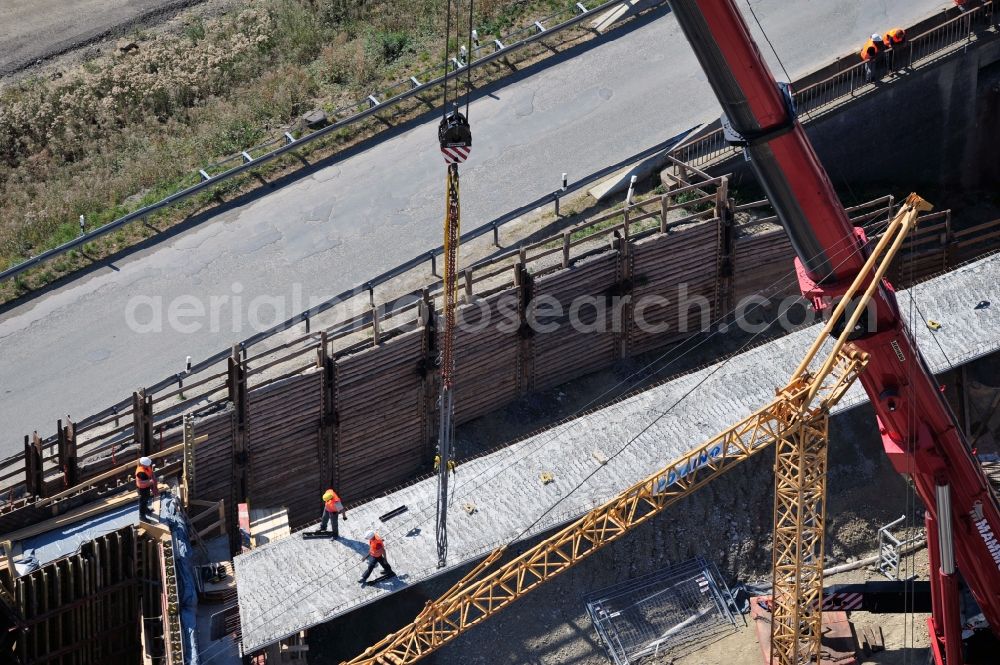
left=359, top=529, right=396, bottom=585
left=134, top=456, right=158, bottom=521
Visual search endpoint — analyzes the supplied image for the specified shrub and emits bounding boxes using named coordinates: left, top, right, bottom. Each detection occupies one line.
left=369, top=31, right=412, bottom=65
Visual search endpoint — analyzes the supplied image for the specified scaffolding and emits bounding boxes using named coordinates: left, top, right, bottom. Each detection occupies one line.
left=585, top=557, right=741, bottom=664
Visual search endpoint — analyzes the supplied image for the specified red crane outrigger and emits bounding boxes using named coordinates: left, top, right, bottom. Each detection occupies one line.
left=667, top=2, right=1000, bottom=662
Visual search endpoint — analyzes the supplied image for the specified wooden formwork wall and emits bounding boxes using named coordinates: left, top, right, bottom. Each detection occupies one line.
left=531, top=251, right=622, bottom=392
left=628, top=220, right=723, bottom=355
left=17, top=201, right=987, bottom=546
left=451, top=287, right=523, bottom=425
left=335, top=329, right=428, bottom=502
left=190, top=409, right=235, bottom=505
left=246, top=372, right=324, bottom=527
left=15, top=527, right=144, bottom=665
left=732, top=229, right=797, bottom=304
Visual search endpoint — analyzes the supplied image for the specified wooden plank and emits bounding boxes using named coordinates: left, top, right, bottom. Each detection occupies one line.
left=249, top=507, right=291, bottom=547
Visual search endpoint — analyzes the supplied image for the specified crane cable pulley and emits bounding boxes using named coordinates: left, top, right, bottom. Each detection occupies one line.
left=436, top=0, right=475, bottom=570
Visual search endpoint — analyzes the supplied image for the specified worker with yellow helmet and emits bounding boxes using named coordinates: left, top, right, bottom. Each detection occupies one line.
left=319, top=488, right=346, bottom=537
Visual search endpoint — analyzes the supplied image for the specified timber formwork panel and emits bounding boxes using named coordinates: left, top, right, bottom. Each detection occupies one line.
left=190, top=410, right=237, bottom=505
left=449, top=287, right=522, bottom=425
left=246, top=372, right=324, bottom=526
left=628, top=220, right=723, bottom=355
left=531, top=252, right=621, bottom=392
left=732, top=229, right=797, bottom=304
left=336, top=329, right=427, bottom=501
left=14, top=526, right=144, bottom=665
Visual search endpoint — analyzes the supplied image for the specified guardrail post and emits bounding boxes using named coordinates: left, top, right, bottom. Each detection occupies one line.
left=514, top=262, right=534, bottom=395
left=24, top=433, right=44, bottom=499
left=463, top=268, right=474, bottom=302
left=182, top=414, right=196, bottom=506
left=420, top=288, right=440, bottom=461
left=719, top=192, right=736, bottom=316
left=554, top=191, right=561, bottom=217
left=372, top=305, right=381, bottom=346
left=615, top=228, right=633, bottom=361
left=429, top=250, right=438, bottom=277
left=132, top=389, right=154, bottom=457
left=944, top=209, right=954, bottom=270
left=714, top=175, right=729, bottom=220
left=227, top=344, right=249, bottom=557
left=317, top=331, right=339, bottom=492
left=492, top=222, right=500, bottom=248
left=57, top=418, right=78, bottom=488
left=660, top=186, right=671, bottom=233
left=562, top=231, right=572, bottom=268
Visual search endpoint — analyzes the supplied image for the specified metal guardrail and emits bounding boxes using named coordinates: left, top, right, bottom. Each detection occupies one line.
left=51, top=130, right=689, bottom=437
left=795, top=2, right=995, bottom=116
left=669, top=1, right=997, bottom=169
left=0, top=0, right=666, bottom=284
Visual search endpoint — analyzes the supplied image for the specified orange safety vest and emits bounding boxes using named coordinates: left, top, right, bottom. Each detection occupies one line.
left=368, top=535, right=385, bottom=558
left=859, top=40, right=879, bottom=61
left=324, top=490, right=342, bottom=513
left=135, top=464, right=155, bottom=489
left=884, top=28, right=906, bottom=45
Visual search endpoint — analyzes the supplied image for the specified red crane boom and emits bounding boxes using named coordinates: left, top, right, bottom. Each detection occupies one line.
left=668, top=2, right=1000, bottom=662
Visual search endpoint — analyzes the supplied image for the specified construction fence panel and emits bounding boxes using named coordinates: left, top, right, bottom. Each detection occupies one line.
left=530, top=251, right=622, bottom=393
left=450, top=287, right=523, bottom=425
left=335, top=328, right=428, bottom=502
left=246, top=372, right=324, bottom=527
left=628, top=219, right=723, bottom=356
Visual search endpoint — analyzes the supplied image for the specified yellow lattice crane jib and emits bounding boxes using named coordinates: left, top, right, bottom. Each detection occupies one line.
left=344, top=195, right=930, bottom=665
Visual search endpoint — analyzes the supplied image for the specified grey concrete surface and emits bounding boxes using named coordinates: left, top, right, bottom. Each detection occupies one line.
left=0, top=1, right=951, bottom=453
left=0, top=0, right=201, bottom=75
left=232, top=253, right=1000, bottom=653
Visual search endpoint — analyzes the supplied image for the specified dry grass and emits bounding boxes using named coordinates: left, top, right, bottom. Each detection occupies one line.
left=0, top=0, right=580, bottom=300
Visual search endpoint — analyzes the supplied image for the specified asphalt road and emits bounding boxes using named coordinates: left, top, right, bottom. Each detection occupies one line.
left=0, top=0, right=950, bottom=453
left=0, top=0, right=202, bottom=75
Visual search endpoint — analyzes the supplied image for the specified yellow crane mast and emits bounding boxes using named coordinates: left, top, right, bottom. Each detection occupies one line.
left=342, top=195, right=930, bottom=665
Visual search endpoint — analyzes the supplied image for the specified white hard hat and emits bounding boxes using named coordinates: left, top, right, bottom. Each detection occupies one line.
left=872, top=33, right=882, bottom=40
left=364, top=530, right=376, bottom=541
left=139, top=456, right=153, bottom=467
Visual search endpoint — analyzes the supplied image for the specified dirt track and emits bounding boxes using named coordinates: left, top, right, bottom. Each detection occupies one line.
left=0, top=0, right=202, bottom=75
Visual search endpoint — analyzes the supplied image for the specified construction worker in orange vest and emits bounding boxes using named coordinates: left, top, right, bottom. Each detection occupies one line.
left=883, top=27, right=907, bottom=47
left=859, top=33, right=886, bottom=82
left=319, top=488, right=346, bottom=537
left=134, top=456, right=158, bottom=521
left=359, top=530, right=396, bottom=585
left=883, top=27, right=907, bottom=71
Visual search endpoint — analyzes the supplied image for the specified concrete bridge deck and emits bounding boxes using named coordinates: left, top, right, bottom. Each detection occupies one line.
left=233, top=252, right=1000, bottom=654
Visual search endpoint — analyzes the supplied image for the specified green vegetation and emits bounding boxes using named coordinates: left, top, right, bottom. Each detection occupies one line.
left=0, top=0, right=582, bottom=301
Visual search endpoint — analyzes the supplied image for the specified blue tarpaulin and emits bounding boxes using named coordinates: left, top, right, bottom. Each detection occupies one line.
left=19, top=502, right=138, bottom=567
left=160, top=492, right=200, bottom=665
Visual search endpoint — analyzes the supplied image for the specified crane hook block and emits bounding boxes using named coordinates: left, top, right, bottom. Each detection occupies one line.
left=439, top=110, right=472, bottom=149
